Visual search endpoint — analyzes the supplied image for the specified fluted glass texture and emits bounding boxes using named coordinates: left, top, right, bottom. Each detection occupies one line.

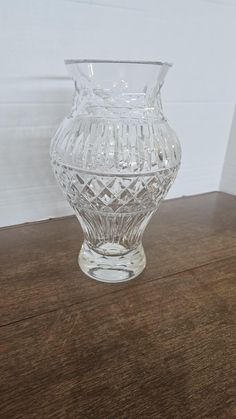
left=50, top=60, right=181, bottom=282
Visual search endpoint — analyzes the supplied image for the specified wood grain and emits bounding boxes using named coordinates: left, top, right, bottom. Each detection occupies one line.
left=0, top=192, right=235, bottom=418
left=0, top=192, right=236, bottom=326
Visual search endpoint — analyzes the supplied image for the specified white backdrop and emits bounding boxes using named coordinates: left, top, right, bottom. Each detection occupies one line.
left=0, top=0, right=236, bottom=227
left=221, top=106, right=236, bottom=194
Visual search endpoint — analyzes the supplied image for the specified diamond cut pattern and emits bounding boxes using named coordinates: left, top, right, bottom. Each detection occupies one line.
left=54, top=162, right=179, bottom=214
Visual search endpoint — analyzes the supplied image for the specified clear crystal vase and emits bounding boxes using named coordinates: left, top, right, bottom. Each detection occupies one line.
left=50, top=60, right=181, bottom=283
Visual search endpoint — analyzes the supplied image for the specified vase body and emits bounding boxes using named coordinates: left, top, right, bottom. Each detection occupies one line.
left=50, top=60, right=181, bottom=282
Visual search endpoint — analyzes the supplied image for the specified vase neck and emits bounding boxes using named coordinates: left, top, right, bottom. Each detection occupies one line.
left=66, top=60, right=171, bottom=118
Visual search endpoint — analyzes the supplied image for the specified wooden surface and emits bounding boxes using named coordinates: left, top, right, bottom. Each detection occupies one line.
left=0, top=192, right=235, bottom=418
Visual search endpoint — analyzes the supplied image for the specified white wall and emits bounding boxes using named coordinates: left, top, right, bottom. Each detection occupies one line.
left=0, top=0, right=236, bottom=227
left=220, top=106, right=236, bottom=194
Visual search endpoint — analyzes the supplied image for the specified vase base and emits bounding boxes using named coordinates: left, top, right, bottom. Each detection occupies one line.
left=78, top=242, right=146, bottom=283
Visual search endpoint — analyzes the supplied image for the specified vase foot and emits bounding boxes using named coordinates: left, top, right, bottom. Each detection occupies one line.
left=78, top=242, right=146, bottom=283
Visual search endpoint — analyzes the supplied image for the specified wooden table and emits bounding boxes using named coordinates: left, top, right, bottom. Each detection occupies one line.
left=0, top=192, right=235, bottom=418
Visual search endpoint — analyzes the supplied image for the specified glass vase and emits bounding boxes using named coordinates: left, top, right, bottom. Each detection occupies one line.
left=50, top=60, right=181, bottom=283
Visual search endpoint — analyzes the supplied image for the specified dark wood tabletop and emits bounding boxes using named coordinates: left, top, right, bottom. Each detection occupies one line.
left=0, top=192, right=235, bottom=419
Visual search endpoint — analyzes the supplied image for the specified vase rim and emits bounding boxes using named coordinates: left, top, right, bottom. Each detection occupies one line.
left=65, top=59, right=172, bottom=67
